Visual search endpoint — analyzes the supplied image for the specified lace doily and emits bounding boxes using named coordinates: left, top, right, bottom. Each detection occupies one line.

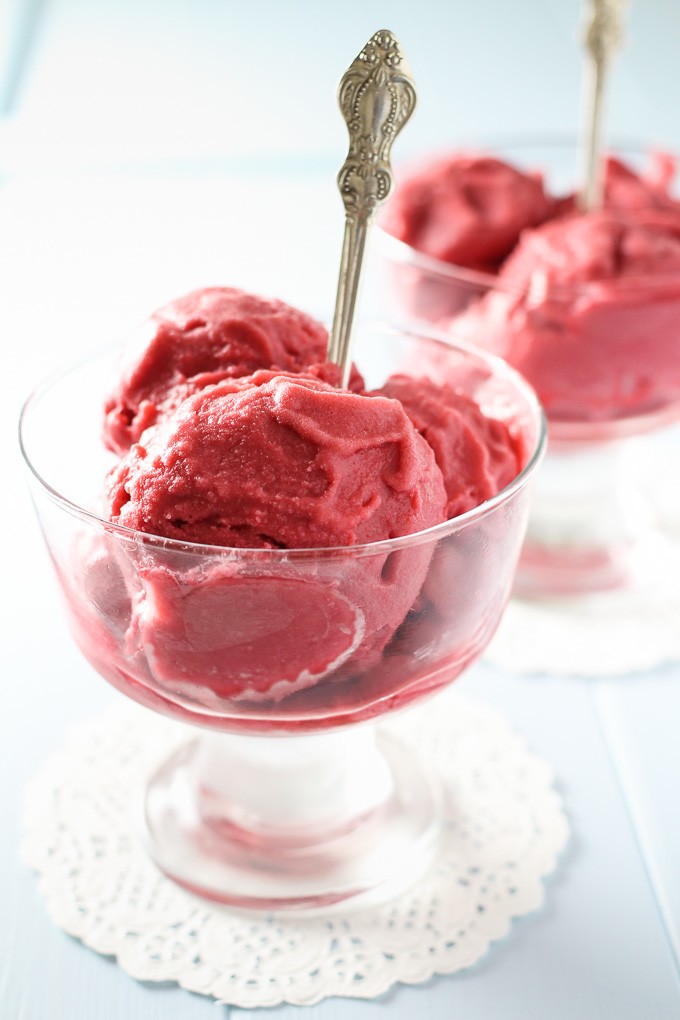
left=487, top=532, right=680, bottom=678
left=22, top=694, right=568, bottom=1008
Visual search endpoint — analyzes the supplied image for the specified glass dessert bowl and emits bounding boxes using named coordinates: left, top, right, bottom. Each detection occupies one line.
left=20, top=325, right=545, bottom=911
left=366, top=138, right=680, bottom=597
left=497, top=313, right=680, bottom=598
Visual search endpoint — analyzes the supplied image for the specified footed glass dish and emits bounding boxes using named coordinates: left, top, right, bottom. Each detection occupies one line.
left=366, top=138, right=680, bottom=596
left=20, top=325, right=545, bottom=910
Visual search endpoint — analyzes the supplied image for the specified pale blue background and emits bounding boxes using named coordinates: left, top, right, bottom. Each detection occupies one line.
left=2, top=1, right=680, bottom=1017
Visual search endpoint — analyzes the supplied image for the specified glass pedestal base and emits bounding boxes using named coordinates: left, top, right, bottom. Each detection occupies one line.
left=139, top=724, right=441, bottom=912
left=516, top=436, right=650, bottom=597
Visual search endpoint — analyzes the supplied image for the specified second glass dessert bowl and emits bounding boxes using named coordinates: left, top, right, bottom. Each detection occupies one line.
left=367, top=138, right=680, bottom=597
left=21, top=325, right=545, bottom=911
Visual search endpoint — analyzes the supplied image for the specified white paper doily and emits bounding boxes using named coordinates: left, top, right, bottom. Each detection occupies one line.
left=22, top=694, right=568, bottom=1008
left=486, top=531, right=680, bottom=678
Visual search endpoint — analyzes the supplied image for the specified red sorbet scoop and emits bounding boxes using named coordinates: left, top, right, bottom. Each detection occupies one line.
left=104, top=370, right=447, bottom=700
left=381, top=153, right=554, bottom=272
left=103, top=287, right=329, bottom=454
left=377, top=374, right=522, bottom=518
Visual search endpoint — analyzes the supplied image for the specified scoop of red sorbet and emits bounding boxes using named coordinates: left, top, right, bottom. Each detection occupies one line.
left=104, top=370, right=448, bottom=701
left=376, top=374, right=522, bottom=517
left=380, top=153, right=554, bottom=272
left=107, top=369, right=446, bottom=547
left=103, top=287, right=331, bottom=454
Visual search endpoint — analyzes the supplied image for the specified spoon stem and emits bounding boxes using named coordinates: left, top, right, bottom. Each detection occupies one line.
left=328, top=217, right=369, bottom=388
left=580, top=55, right=608, bottom=210
left=578, top=0, right=626, bottom=212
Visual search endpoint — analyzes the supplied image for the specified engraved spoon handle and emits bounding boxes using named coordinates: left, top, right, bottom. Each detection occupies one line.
left=579, top=0, right=627, bottom=211
left=327, top=29, right=416, bottom=387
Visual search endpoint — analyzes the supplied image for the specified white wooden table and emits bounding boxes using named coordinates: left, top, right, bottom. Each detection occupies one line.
left=2, top=2, right=680, bottom=1016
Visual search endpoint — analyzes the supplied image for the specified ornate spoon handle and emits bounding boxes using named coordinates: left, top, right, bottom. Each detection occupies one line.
left=327, top=30, right=416, bottom=386
left=579, top=0, right=627, bottom=211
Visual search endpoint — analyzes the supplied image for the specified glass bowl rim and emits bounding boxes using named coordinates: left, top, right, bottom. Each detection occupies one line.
left=19, top=324, right=547, bottom=560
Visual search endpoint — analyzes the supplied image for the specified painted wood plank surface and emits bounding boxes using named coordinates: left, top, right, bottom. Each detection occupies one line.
left=593, top=671, right=680, bottom=971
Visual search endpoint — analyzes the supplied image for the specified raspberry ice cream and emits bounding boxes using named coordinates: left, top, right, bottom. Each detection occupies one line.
left=373, top=373, right=526, bottom=650
left=454, top=208, right=680, bottom=421
left=105, top=369, right=448, bottom=700
left=376, top=374, right=522, bottom=517
left=380, top=153, right=555, bottom=273
left=107, top=370, right=446, bottom=547
left=555, top=153, right=680, bottom=218
left=103, top=287, right=330, bottom=454
left=382, top=150, right=680, bottom=274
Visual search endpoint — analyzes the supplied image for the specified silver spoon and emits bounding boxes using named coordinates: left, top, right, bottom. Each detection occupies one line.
left=578, top=0, right=627, bottom=211
left=327, top=29, right=416, bottom=387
